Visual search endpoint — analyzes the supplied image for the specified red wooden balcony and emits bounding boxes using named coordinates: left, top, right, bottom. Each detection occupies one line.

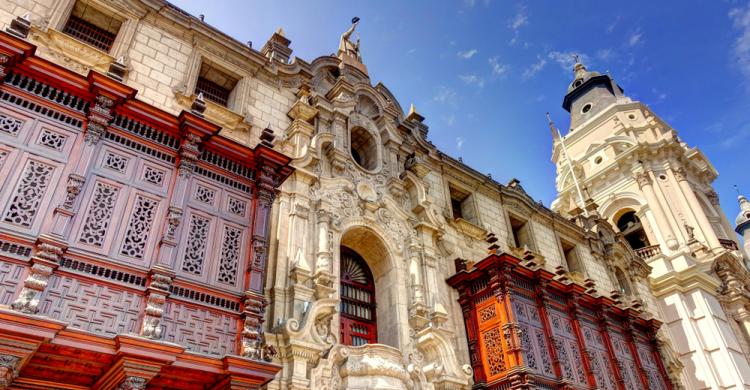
left=447, top=252, right=675, bottom=390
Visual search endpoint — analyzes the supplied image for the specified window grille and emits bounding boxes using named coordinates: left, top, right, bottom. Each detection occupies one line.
left=340, top=247, right=377, bottom=346
left=63, top=15, right=117, bottom=52
left=195, top=77, right=231, bottom=107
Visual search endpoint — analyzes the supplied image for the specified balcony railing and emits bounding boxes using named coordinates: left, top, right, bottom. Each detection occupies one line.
left=719, top=238, right=739, bottom=251
left=635, top=244, right=662, bottom=260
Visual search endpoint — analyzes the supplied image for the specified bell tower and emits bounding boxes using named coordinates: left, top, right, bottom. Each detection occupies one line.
left=550, top=59, right=750, bottom=388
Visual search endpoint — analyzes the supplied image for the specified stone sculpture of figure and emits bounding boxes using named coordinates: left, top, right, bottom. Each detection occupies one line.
left=684, top=222, right=695, bottom=240
left=339, top=17, right=361, bottom=61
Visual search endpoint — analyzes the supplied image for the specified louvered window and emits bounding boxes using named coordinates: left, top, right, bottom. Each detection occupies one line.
left=340, top=247, right=377, bottom=346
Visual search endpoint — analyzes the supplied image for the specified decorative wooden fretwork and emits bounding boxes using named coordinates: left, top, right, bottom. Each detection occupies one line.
left=182, top=214, right=210, bottom=275
left=0, top=239, right=32, bottom=258
left=194, top=165, right=250, bottom=193
left=59, top=257, right=146, bottom=287
left=79, top=182, right=119, bottom=247
left=142, top=166, right=165, bottom=186
left=217, top=225, right=242, bottom=286
left=227, top=196, right=246, bottom=217
left=104, top=131, right=175, bottom=163
left=194, top=184, right=215, bottom=205
left=339, top=247, right=377, bottom=346
left=483, top=327, right=505, bottom=376
left=200, top=149, right=253, bottom=180
left=37, top=129, right=67, bottom=151
left=119, top=195, right=158, bottom=260
left=168, top=285, right=240, bottom=311
left=102, top=151, right=128, bottom=172
left=447, top=253, right=675, bottom=389
left=111, top=115, right=179, bottom=150
left=3, top=159, right=55, bottom=227
left=0, top=113, right=22, bottom=136
left=0, top=90, right=83, bottom=128
left=4, top=73, right=88, bottom=113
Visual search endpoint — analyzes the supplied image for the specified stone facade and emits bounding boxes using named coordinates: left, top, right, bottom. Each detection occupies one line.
left=0, top=1, right=695, bottom=389
left=552, top=61, right=750, bottom=389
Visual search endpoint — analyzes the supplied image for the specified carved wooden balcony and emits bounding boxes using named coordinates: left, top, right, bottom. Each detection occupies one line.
left=447, top=252, right=675, bottom=390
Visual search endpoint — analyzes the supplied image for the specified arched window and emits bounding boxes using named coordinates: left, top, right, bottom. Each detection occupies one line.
left=340, top=246, right=377, bottom=346
left=350, top=127, right=377, bottom=170
left=616, top=211, right=650, bottom=250
left=614, top=267, right=632, bottom=295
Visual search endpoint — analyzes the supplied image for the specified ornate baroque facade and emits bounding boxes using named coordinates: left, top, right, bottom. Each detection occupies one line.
left=0, top=0, right=739, bottom=389
left=551, top=61, right=750, bottom=389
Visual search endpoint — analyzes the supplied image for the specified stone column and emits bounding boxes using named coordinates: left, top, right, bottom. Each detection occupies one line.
left=407, top=237, right=428, bottom=327
left=672, top=166, right=722, bottom=250
left=315, top=209, right=332, bottom=274
left=634, top=171, right=679, bottom=250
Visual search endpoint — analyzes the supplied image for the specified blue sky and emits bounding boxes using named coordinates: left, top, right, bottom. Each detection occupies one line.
left=172, top=0, right=750, bottom=230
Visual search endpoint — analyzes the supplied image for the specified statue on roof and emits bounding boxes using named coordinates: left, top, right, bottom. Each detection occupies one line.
left=338, top=17, right=362, bottom=62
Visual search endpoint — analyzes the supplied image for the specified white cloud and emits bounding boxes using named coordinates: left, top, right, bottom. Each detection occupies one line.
left=508, top=7, right=528, bottom=30
left=456, top=136, right=465, bottom=150
left=443, top=114, right=456, bottom=126
left=457, top=49, right=478, bottom=59
left=596, top=49, right=613, bottom=62
left=433, top=86, right=457, bottom=104
left=459, top=74, right=485, bottom=88
left=606, top=16, right=620, bottom=33
left=651, top=88, right=667, bottom=104
left=489, top=56, right=509, bottom=76
left=730, top=3, right=750, bottom=82
left=522, top=57, right=547, bottom=80
left=628, top=30, right=644, bottom=47
left=407, top=48, right=416, bottom=55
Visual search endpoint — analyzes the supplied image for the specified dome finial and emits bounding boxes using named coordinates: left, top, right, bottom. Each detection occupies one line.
left=572, top=53, right=587, bottom=79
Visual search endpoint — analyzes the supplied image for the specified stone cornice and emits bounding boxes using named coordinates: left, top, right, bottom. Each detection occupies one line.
left=649, top=262, right=720, bottom=297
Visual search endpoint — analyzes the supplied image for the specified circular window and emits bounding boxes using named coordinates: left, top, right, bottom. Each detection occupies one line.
left=581, top=103, right=593, bottom=114
left=574, top=79, right=583, bottom=87
left=628, top=114, right=636, bottom=120
left=594, top=156, right=603, bottom=164
left=658, top=174, right=668, bottom=181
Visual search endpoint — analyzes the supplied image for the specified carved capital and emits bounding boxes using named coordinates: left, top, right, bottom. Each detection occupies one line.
left=178, top=133, right=201, bottom=177
left=140, top=272, right=173, bottom=340
left=672, top=166, right=687, bottom=182
left=61, top=174, right=86, bottom=209
left=633, top=172, right=652, bottom=188
left=84, top=94, right=116, bottom=145
left=240, top=293, right=276, bottom=361
left=116, top=376, right=147, bottom=390
left=162, top=206, right=183, bottom=242
left=11, top=259, right=55, bottom=314
left=0, top=355, right=21, bottom=389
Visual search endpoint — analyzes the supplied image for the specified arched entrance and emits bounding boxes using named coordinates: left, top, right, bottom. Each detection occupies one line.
left=340, top=246, right=377, bottom=346
left=337, top=225, right=403, bottom=349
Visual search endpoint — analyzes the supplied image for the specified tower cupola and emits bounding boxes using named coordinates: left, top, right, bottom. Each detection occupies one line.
left=562, top=57, right=627, bottom=130
left=736, top=194, right=750, bottom=233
